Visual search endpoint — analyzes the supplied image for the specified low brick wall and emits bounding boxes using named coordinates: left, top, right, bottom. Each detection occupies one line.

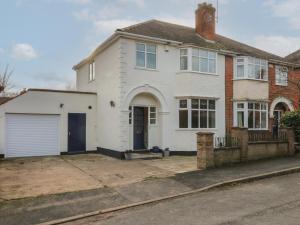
left=247, top=141, right=289, bottom=161
left=214, top=147, right=241, bottom=167
left=197, top=128, right=295, bottom=169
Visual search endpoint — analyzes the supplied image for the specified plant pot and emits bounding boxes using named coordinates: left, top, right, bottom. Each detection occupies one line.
left=124, top=152, right=132, bottom=160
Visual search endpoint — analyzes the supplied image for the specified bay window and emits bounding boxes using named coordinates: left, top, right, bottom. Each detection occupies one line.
left=136, top=43, right=156, bottom=69
left=234, top=102, right=268, bottom=130
left=192, top=49, right=216, bottom=74
left=275, top=65, right=288, bottom=86
left=235, top=57, right=268, bottom=81
left=179, top=99, right=216, bottom=129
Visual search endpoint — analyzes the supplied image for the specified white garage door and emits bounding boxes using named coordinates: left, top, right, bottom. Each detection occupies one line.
left=6, top=114, right=60, bottom=158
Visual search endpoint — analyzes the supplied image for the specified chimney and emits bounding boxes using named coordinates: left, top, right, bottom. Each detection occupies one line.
left=195, top=3, right=216, bottom=41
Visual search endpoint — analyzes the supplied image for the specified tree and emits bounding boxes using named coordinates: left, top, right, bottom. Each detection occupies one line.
left=0, top=64, right=14, bottom=94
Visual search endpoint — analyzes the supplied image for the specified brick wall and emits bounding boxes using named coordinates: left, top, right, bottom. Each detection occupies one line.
left=225, top=56, right=234, bottom=132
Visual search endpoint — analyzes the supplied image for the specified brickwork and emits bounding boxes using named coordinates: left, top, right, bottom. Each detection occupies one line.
left=195, top=3, right=216, bottom=40
left=225, top=56, right=234, bottom=132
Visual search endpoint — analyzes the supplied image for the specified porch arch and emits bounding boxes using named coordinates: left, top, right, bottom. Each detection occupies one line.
left=269, top=97, right=295, bottom=118
left=122, top=84, right=169, bottom=113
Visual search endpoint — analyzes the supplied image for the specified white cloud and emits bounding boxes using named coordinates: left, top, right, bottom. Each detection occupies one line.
left=253, top=35, right=300, bottom=57
left=266, top=0, right=300, bottom=30
left=94, top=19, right=139, bottom=33
left=11, top=43, right=38, bottom=60
left=117, top=0, right=145, bottom=8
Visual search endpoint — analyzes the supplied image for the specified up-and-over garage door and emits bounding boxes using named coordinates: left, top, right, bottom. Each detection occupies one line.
left=5, top=114, right=60, bottom=158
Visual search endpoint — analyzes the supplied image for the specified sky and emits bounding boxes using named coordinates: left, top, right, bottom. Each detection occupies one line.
left=1, top=0, right=300, bottom=91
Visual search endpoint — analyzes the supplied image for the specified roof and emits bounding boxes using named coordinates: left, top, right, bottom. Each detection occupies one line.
left=0, top=97, right=11, bottom=105
left=285, top=49, right=300, bottom=65
left=74, top=19, right=295, bottom=69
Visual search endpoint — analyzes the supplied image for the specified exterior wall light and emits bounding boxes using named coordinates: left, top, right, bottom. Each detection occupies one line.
left=60, top=103, right=64, bottom=108
left=110, top=101, right=115, bottom=107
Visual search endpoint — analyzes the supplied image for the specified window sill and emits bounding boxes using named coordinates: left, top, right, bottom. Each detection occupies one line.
left=176, top=128, right=218, bottom=131
left=135, top=67, right=158, bottom=72
left=275, top=83, right=288, bottom=87
left=177, top=71, right=219, bottom=76
left=233, top=78, right=268, bottom=82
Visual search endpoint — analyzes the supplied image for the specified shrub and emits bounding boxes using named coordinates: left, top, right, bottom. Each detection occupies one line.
left=281, top=110, right=300, bottom=141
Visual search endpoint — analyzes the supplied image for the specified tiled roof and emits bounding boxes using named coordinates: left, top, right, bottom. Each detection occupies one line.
left=285, top=49, right=300, bottom=65
left=120, top=19, right=288, bottom=62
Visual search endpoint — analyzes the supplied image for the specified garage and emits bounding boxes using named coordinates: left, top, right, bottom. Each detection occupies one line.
left=5, top=114, right=60, bottom=158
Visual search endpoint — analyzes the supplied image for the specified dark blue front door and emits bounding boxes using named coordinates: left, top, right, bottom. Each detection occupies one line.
left=134, top=107, right=145, bottom=149
left=68, top=113, right=86, bottom=152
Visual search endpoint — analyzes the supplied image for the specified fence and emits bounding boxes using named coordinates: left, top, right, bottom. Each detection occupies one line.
left=214, top=135, right=240, bottom=149
left=248, top=131, right=287, bottom=142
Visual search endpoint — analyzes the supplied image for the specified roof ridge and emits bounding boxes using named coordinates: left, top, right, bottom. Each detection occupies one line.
left=119, top=19, right=157, bottom=31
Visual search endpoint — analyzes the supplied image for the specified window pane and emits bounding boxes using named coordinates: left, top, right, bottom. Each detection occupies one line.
left=180, top=49, right=188, bottom=55
left=208, top=51, right=216, bottom=59
left=248, top=103, right=254, bottom=109
left=261, top=104, right=267, bottom=110
left=209, top=100, right=215, bottom=110
left=255, top=65, right=260, bottom=79
left=179, top=100, right=187, bottom=108
left=191, top=99, right=199, bottom=109
left=248, top=111, right=254, bottom=128
left=191, top=110, right=199, bottom=128
left=237, top=103, right=244, bottom=109
left=248, top=57, right=254, bottom=64
left=136, top=43, right=145, bottom=52
left=180, top=56, right=188, bottom=70
left=237, top=111, right=244, bottom=127
left=150, top=119, right=156, bottom=124
left=179, top=110, right=188, bottom=128
left=147, top=44, right=156, bottom=53
left=209, top=111, right=216, bottom=128
left=255, top=103, right=260, bottom=110
left=261, top=112, right=267, bottom=128
left=237, top=65, right=244, bottom=78
left=200, top=99, right=208, bottom=109
left=136, top=51, right=145, bottom=67
left=147, top=53, right=156, bottom=69
left=200, top=58, right=208, bottom=72
left=192, top=48, right=199, bottom=56
left=209, top=59, right=216, bottom=73
left=248, top=64, right=255, bottom=78
left=192, top=56, right=199, bottom=71
left=200, top=50, right=208, bottom=58
left=150, top=107, right=156, bottom=113
left=200, top=111, right=207, bottom=128
left=255, top=111, right=260, bottom=128
left=261, top=65, right=267, bottom=80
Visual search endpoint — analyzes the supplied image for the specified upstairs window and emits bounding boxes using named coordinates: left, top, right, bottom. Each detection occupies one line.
left=89, top=61, right=95, bottom=82
left=235, top=57, right=268, bottom=81
left=192, top=49, right=217, bottom=74
left=136, top=43, right=156, bottom=69
left=180, top=49, right=188, bottom=70
left=275, top=65, right=288, bottom=86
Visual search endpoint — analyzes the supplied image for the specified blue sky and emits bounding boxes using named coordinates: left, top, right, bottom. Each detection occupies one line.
left=1, top=0, right=300, bottom=91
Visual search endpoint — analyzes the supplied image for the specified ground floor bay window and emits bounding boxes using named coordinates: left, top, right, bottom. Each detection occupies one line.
left=178, top=98, right=216, bottom=129
left=234, top=102, right=268, bottom=130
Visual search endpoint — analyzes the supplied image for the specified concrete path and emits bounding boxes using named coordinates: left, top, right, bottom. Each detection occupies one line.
left=69, top=172, right=300, bottom=225
left=1, top=155, right=300, bottom=225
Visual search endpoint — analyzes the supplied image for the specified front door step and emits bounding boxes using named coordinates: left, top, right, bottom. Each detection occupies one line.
left=125, top=152, right=163, bottom=160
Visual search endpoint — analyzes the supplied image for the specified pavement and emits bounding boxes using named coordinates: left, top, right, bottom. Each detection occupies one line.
left=0, top=154, right=196, bottom=200
left=68, top=172, right=300, bottom=225
left=1, top=155, right=300, bottom=225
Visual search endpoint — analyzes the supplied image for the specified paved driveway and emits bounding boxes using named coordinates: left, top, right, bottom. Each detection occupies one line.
left=0, top=154, right=196, bottom=200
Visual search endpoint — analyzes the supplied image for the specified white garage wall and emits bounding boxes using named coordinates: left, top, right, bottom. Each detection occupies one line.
left=0, top=90, right=97, bottom=156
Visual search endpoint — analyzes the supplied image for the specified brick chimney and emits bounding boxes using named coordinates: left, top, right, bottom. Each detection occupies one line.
left=195, top=3, right=216, bottom=41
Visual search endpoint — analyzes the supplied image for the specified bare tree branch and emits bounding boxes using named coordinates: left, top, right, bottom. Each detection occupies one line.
left=0, top=64, right=14, bottom=94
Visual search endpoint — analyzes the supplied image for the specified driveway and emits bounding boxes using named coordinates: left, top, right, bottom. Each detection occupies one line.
left=0, top=154, right=196, bottom=200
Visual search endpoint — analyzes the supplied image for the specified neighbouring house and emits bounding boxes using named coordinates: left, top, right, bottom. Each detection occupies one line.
left=0, top=2, right=300, bottom=158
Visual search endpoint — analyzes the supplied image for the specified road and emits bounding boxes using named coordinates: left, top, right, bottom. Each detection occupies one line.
left=67, top=172, right=300, bottom=225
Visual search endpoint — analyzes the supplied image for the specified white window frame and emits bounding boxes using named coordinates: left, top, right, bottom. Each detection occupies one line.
left=135, top=42, right=157, bottom=70
left=88, top=61, right=95, bottom=82
left=149, top=106, right=157, bottom=125
left=178, top=98, right=217, bottom=129
left=233, top=101, right=268, bottom=130
left=234, top=56, right=268, bottom=81
left=180, top=48, right=188, bottom=71
left=275, top=65, right=288, bottom=86
left=191, top=48, right=217, bottom=74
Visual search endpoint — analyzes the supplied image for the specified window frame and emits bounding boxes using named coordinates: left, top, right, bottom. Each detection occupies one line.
left=191, top=48, right=217, bottom=74
left=88, top=61, right=95, bottom=82
left=275, top=65, right=288, bottom=86
left=180, top=48, right=188, bottom=71
left=234, top=56, right=268, bottom=81
left=135, top=42, right=157, bottom=70
left=234, top=101, right=268, bottom=130
left=178, top=98, right=217, bottom=129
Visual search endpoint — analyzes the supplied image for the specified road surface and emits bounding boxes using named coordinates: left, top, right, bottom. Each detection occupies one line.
left=67, top=172, right=300, bottom=225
